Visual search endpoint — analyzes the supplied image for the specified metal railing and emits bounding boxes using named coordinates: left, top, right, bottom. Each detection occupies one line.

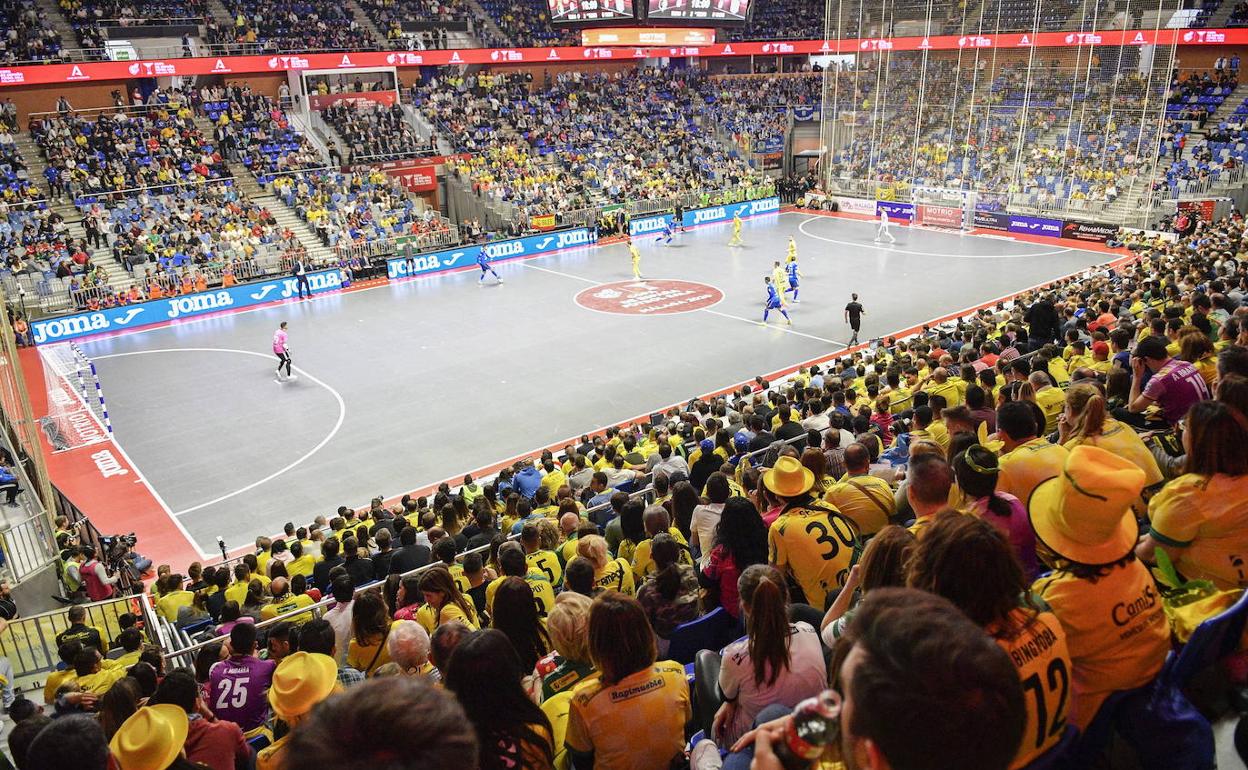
left=0, top=593, right=144, bottom=680
left=159, top=533, right=514, bottom=671
left=0, top=514, right=58, bottom=584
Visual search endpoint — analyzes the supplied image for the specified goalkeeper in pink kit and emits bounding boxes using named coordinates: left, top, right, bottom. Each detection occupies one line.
left=274, top=321, right=296, bottom=382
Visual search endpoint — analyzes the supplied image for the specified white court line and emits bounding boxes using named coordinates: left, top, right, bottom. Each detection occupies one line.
left=521, top=263, right=601, bottom=285
left=524, top=261, right=847, bottom=346
left=91, top=348, right=346, bottom=519
left=796, top=216, right=1075, bottom=259
left=700, top=308, right=848, bottom=347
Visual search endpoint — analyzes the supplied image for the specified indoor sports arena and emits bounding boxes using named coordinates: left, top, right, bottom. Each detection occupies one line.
left=0, top=0, right=1244, bottom=767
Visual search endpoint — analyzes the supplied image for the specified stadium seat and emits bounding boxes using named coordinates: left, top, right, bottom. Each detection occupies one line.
left=1164, top=589, right=1248, bottom=690
left=668, top=607, right=738, bottom=665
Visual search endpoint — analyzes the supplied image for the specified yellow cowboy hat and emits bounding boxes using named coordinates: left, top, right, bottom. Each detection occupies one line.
left=1028, top=445, right=1145, bottom=565
left=763, top=456, right=815, bottom=498
left=268, top=651, right=340, bottom=720
left=109, top=704, right=188, bottom=770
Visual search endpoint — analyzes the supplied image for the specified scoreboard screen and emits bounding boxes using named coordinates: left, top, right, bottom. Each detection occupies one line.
left=548, top=0, right=636, bottom=23
left=645, top=0, right=751, bottom=22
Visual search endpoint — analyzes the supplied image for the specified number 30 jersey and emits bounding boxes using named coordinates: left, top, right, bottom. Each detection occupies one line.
left=767, top=499, right=860, bottom=610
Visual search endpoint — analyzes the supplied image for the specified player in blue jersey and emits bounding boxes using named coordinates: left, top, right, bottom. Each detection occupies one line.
left=477, top=246, right=502, bottom=285
left=655, top=216, right=676, bottom=245
left=784, top=254, right=803, bottom=303
left=759, top=276, right=791, bottom=326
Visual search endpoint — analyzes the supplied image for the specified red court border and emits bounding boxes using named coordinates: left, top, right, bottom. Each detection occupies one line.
left=26, top=207, right=1138, bottom=567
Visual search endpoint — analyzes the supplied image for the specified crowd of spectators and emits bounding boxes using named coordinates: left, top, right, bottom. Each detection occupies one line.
left=59, top=0, right=205, bottom=51
left=474, top=0, right=576, bottom=47
left=0, top=1, right=63, bottom=63
left=321, top=102, right=431, bottom=163
left=207, top=0, right=375, bottom=52
left=198, top=85, right=323, bottom=183
left=355, top=0, right=470, bottom=46
left=272, top=168, right=451, bottom=248
left=26, top=200, right=1248, bottom=769
left=30, top=93, right=228, bottom=202
left=416, top=68, right=769, bottom=217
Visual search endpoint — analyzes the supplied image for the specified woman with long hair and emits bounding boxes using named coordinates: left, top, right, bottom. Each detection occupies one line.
left=416, top=565, right=480, bottom=632
left=347, top=590, right=393, bottom=677
left=98, top=676, right=142, bottom=740
left=240, top=579, right=267, bottom=622
left=799, top=447, right=832, bottom=498
left=1057, top=382, right=1162, bottom=497
left=1139, top=399, right=1248, bottom=589
left=713, top=565, right=826, bottom=749
left=907, top=512, right=1073, bottom=768
left=445, top=629, right=555, bottom=770
left=952, top=444, right=1039, bottom=580
left=1179, top=331, right=1218, bottom=388
left=636, top=533, right=701, bottom=655
left=567, top=593, right=690, bottom=770
left=615, top=499, right=647, bottom=563
left=391, top=574, right=422, bottom=621
left=700, top=497, right=768, bottom=619
left=819, top=525, right=916, bottom=645
left=668, top=481, right=700, bottom=540
left=491, top=577, right=552, bottom=674
left=576, top=534, right=635, bottom=596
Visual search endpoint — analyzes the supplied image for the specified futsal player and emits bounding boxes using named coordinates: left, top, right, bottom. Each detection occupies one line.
left=759, top=276, right=791, bottom=326
left=628, top=236, right=644, bottom=280
left=786, top=236, right=797, bottom=261
left=784, top=254, right=803, bottom=303
left=771, top=260, right=786, bottom=293
left=273, top=321, right=295, bottom=382
left=728, top=212, right=743, bottom=246
left=655, top=216, right=676, bottom=245
left=477, top=246, right=502, bottom=285
left=875, top=208, right=896, bottom=243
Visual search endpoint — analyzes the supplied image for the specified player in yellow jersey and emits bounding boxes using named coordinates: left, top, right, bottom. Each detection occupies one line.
left=786, top=236, right=796, bottom=261
left=728, top=211, right=743, bottom=246
left=771, top=260, right=786, bottom=292
left=627, top=236, right=643, bottom=281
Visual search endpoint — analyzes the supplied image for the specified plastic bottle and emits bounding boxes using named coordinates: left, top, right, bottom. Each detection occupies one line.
left=772, top=690, right=843, bottom=769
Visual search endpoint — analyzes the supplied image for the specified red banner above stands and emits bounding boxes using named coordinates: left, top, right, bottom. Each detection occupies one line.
left=376, top=158, right=438, bottom=192
left=1, top=28, right=1246, bottom=87
left=307, top=90, right=397, bottom=110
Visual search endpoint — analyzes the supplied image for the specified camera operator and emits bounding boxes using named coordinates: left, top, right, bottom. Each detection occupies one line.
left=79, top=546, right=120, bottom=602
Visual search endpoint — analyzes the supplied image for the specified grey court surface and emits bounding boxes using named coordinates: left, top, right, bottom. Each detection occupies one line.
left=78, top=212, right=1113, bottom=553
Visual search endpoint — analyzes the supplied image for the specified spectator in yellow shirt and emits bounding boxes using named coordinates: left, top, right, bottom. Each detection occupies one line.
left=1138, top=399, right=1248, bottom=590
left=1029, top=371, right=1066, bottom=435
left=997, top=401, right=1069, bottom=507
left=1029, top=446, right=1169, bottom=729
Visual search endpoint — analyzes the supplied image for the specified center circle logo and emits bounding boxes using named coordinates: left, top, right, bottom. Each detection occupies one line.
left=575, top=279, right=724, bottom=316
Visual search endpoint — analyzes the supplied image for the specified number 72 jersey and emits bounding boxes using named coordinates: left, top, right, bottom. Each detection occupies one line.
left=996, top=607, right=1072, bottom=768
left=767, top=501, right=860, bottom=610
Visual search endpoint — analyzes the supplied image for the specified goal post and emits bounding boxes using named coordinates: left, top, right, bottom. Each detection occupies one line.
left=912, top=186, right=977, bottom=232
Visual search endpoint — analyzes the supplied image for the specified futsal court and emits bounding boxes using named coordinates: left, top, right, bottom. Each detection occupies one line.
left=71, top=210, right=1116, bottom=557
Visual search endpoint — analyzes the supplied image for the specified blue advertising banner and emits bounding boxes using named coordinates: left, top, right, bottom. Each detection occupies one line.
left=792, top=106, right=820, bottom=122
left=1007, top=214, right=1063, bottom=237
left=629, top=197, right=780, bottom=236
left=32, top=269, right=344, bottom=345
left=876, top=201, right=915, bottom=221
left=386, top=227, right=594, bottom=279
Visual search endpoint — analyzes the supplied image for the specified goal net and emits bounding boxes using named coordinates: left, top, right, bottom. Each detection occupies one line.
left=37, top=343, right=111, bottom=452
left=912, top=186, right=977, bottom=232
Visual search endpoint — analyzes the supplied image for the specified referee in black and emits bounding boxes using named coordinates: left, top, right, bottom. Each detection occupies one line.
left=844, top=293, right=865, bottom=346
